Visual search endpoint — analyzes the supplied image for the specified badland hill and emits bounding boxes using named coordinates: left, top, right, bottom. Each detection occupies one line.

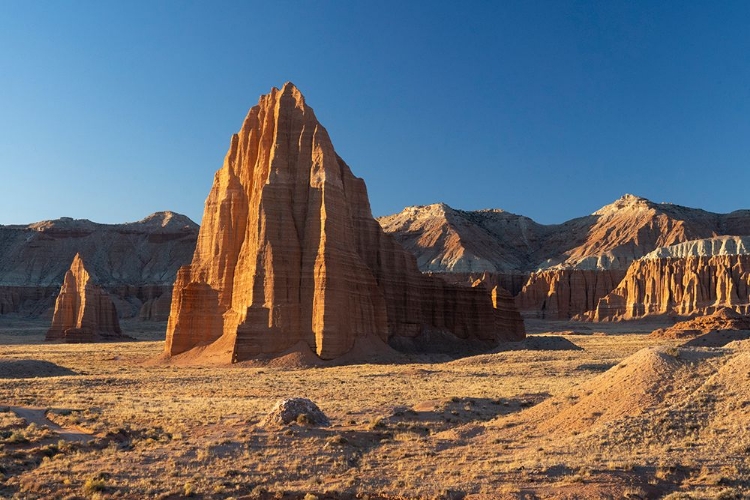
left=0, top=212, right=198, bottom=320
left=381, top=196, right=750, bottom=320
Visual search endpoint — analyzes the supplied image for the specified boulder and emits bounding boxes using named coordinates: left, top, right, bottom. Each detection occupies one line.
left=262, top=398, right=330, bottom=427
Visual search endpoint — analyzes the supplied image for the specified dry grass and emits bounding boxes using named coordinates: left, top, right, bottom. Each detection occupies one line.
left=0, top=316, right=747, bottom=499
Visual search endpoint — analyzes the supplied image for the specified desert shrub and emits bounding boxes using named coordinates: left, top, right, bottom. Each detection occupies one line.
left=82, top=477, right=106, bottom=494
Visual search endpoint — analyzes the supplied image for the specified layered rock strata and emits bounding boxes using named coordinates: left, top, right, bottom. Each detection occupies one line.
left=379, top=195, right=750, bottom=273
left=46, top=254, right=124, bottom=342
left=0, top=212, right=197, bottom=319
left=650, top=308, right=750, bottom=339
left=516, top=269, right=627, bottom=319
left=592, top=255, right=750, bottom=321
left=166, top=83, right=524, bottom=362
left=491, top=286, right=525, bottom=340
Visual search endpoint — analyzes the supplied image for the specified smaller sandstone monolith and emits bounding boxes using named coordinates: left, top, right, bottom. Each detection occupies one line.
left=46, top=254, right=123, bottom=342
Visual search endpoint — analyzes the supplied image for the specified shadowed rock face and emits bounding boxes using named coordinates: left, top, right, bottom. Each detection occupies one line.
left=166, top=83, right=524, bottom=362
left=516, top=269, right=627, bottom=320
left=46, top=254, right=123, bottom=342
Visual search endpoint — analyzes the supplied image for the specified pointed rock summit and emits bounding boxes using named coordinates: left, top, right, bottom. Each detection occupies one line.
left=165, top=83, right=524, bottom=362
left=46, top=254, right=124, bottom=342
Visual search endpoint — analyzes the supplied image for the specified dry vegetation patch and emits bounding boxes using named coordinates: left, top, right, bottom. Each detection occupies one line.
left=0, top=318, right=747, bottom=498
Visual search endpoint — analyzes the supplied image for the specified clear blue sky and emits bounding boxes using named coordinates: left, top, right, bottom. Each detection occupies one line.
left=1, top=1, right=749, bottom=225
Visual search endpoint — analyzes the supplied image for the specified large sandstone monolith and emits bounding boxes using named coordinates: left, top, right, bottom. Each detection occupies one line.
left=165, top=83, right=524, bottom=362
left=46, top=254, right=123, bottom=342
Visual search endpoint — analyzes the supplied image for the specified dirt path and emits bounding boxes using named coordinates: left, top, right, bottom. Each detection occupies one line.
left=8, top=406, right=95, bottom=443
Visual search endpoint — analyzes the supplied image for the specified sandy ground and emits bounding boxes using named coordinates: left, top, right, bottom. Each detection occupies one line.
left=0, top=316, right=747, bottom=499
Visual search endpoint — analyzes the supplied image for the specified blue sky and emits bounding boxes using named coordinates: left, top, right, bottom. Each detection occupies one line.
left=1, top=1, right=748, bottom=225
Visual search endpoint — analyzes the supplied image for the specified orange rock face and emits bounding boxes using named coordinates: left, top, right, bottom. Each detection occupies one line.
left=650, top=307, right=750, bottom=339
left=593, top=255, right=750, bottom=321
left=516, top=269, right=627, bottom=319
left=46, top=254, right=123, bottom=342
left=165, top=83, right=524, bottom=362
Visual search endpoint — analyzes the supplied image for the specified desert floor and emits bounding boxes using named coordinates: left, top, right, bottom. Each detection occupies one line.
left=0, top=316, right=748, bottom=499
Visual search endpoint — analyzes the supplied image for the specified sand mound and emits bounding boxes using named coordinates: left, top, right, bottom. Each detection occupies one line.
left=516, top=347, right=682, bottom=435
left=331, top=335, right=406, bottom=365
left=151, top=335, right=404, bottom=368
left=493, top=335, right=583, bottom=352
left=724, top=338, right=750, bottom=351
left=0, top=359, right=76, bottom=378
left=699, top=351, right=750, bottom=445
left=682, top=329, right=750, bottom=347
left=651, top=307, right=750, bottom=339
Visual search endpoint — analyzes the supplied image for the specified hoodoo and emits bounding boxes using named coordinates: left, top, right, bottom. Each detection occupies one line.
left=46, top=254, right=123, bottom=342
left=165, top=83, right=524, bottom=362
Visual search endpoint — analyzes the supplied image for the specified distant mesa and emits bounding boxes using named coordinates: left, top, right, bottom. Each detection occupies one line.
left=591, top=253, right=750, bottom=321
left=0, top=211, right=198, bottom=320
left=165, top=83, right=525, bottom=364
left=46, top=254, right=129, bottom=342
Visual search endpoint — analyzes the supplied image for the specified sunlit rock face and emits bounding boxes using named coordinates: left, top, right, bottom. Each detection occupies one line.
left=166, top=83, right=524, bottom=362
left=592, top=254, right=750, bottom=320
left=46, top=254, right=124, bottom=342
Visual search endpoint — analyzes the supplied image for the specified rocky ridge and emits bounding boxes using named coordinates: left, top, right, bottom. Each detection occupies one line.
left=381, top=195, right=750, bottom=320
left=0, top=212, right=198, bottom=319
left=165, top=83, right=524, bottom=363
left=379, top=194, right=750, bottom=273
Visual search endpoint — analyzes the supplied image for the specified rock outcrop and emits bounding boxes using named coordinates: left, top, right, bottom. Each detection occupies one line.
left=592, top=254, right=750, bottom=321
left=46, top=254, right=124, bottom=342
left=642, top=235, right=750, bottom=260
left=491, top=286, right=525, bottom=340
left=166, top=83, right=524, bottom=363
left=515, top=269, right=627, bottom=319
left=650, top=308, right=750, bottom=340
left=378, top=203, right=546, bottom=272
left=0, top=211, right=198, bottom=319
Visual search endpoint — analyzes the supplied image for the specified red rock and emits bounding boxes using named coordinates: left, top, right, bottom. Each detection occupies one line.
left=46, top=254, right=124, bottom=342
left=165, top=83, right=524, bottom=362
left=592, top=255, right=750, bottom=321
left=516, top=269, right=626, bottom=319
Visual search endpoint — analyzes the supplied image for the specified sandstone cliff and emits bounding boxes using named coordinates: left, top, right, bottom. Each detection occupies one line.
left=46, top=254, right=124, bottom=342
left=592, top=254, right=750, bottom=321
left=166, top=83, right=524, bottom=363
left=515, top=269, right=627, bottom=319
left=0, top=211, right=198, bottom=319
